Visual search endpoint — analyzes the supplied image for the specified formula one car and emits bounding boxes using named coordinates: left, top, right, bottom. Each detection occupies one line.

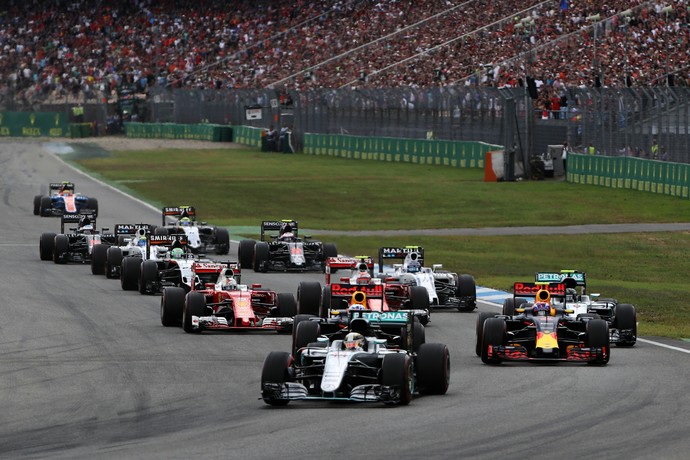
left=33, top=181, right=99, bottom=217
left=300, top=255, right=431, bottom=325
left=156, top=206, right=230, bottom=255
left=534, top=270, right=636, bottom=347
left=378, top=246, right=476, bottom=311
left=91, top=223, right=154, bottom=278
left=39, top=212, right=115, bottom=264
left=160, top=262, right=297, bottom=333
left=260, top=309, right=450, bottom=406
left=477, top=281, right=610, bottom=365
left=238, top=220, right=338, bottom=272
left=118, top=234, right=213, bottom=294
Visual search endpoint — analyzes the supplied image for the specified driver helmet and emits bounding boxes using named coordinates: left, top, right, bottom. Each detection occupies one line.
left=221, top=276, right=237, bottom=291
left=406, top=261, right=421, bottom=273
left=532, top=301, right=551, bottom=316
left=180, top=217, right=192, bottom=226
left=79, top=215, right=93, bottom=231
left=343, top=332, right=365, bottom=350
left=171, top=247, right=184, bottom=259
left=279, top=222, right=294, bottom=239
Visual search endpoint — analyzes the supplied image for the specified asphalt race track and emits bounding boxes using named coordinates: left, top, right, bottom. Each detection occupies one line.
left=2, top=141, right=690, bottom=460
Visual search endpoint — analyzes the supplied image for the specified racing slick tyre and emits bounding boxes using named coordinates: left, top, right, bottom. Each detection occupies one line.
left=238, top=239, right=256, bottom=270
left=86, top=197, right=99, bottom=217
left=121, top=257, right=141, bottom=291
left=321, top=243, right=338, bottom=269
left=33, top=195, right=42, bottom=215
left=261, top=351, right=293, bottom=406
left=413, top=320, right=426, bottom=352
left=319, top=286, right=333, bottom=318
left=253, top=242, right=269, bottom=272
left=297, top=281, right=322, bottom=316
left=154, top=227, right=169, bottom=236
left=39, top=196, right=52, bottom=216
left=117, top=235, right=128, bottom=246
left=138, top=260, right=159, bottom=295
left=416, top=343, right=450, bottom=395
left=90, top=244, right=108, bottom=275
left=481, top=318, right=506, bottom=365
left=292, top=318, right=321, bottom=358
left=381, top=353, right=413, bottom=405
left=39, top=232, right=56, bottom=261
left=276, top=293, right=297, bottom=318
left=475, top=311, right=495, bottom=356
left=586, top=319, right=610, bottom=365
left=613, top=303, right=637, bottom=347
left=161, top=287, right=185, bottom=327
left=455, top=274, right=477, bottom=312
left=105, top=247, right=123, bottom=279
left=213, top=228, right=230, bottom=255
left=409, top=286, right=430, bottom=325
left=53, top=234, right=69, bottom=264
left=182, top=291, right=207, bottom=333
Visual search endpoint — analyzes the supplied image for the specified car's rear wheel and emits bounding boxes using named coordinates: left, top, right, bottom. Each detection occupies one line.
left=238, top=239, right=256, bottom=270
left=475, top=311, right=495, bottom=356
left=416, top=343, right=450, bottom=395
left=154, top=227, right=169, bottom=236
left=39, top=196, right=52, bottom=216
left=39, top=232, right=56, bottom=261
left=214, top=228, right=230, bottom=255
left=297, top=281, right=321, bottom=316
left=183, top=291, right=207, bottom=333
left=253, top=242, right=269, bottom=272
left=614, top=303, right=637, bottom=347
left=53, top=234, right=69, bottom=264
left=586, top=318, right=610, bottom=365
left=409, top=286, right=430, bottom=325
left=455, top=274, right=477, bottom=311
left=292, top=318, right=320, bottom=357
left=138, top=260, right=158, bottom=295
left=261, top=351, right=293, bottom=406
left=86, top=197, right=99, bottom=217
left=412, top=320, right=426, bottom=352
left=33, top=195, right=42, bottom=215
left=321, top=243, right=338, bottom=269
left=381, top=353, right=413, bottom=405
left=161, top=287, right=186, bottom=327
left=319, top=285, right=333, bottom=318
left=481, top=318, right=506, bottom=364
left=121, top=257, right=141, bottom=291
left=105, top=247, right=123, bottom=279
left=276, top=293, right=297, bottom=317
left=91, top=244, right=108, bottom=275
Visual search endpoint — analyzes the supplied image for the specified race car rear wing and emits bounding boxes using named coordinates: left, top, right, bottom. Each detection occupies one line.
left=260, top=219, right=298, bottom=241
left=49, top=182, right=75, bottom=195
left=378, top=246, right=424, bottom=274
left=535, top=270, right=587, bottom=292
left=162, top=206, right=196, bottom=225
left=349, top=310, right=415, bottom=351
left=513, top=282, right=567, bottom=300
left=325, top=256, right=374, bottom=284
left=147, top=234, right=188, bottom=249
left=114, top=223, right=153, bottom=235
left=61, top=211, right=96, bottom=233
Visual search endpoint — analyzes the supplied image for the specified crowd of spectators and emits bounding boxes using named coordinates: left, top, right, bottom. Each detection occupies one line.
left=1, top=0, right=688, bottom=109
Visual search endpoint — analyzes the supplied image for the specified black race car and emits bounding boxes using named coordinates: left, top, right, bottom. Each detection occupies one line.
left=39, top=212, right=115, bottom=264
left=238, top=220, right=337, bottom=272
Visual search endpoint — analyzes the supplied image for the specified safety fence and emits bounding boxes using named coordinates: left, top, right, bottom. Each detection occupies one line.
left=302, top=133, right=500, bottom=168
left=123, top=122, right=232, bottom=142
left=568, top=153, right=690, bottom=198
left=0, top=111, right=69, bottom=137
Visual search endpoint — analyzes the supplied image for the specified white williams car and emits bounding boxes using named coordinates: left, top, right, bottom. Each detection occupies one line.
left=91, top=223, right=153, bottom=278
left=378, top=246, right=477, bottom=311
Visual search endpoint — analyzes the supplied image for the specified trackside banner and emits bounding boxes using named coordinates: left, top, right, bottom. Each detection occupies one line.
left=568, top=153, right=690, bottom=199
left=0, top=111, right=68, bottom=137
left=302, top=133, right=499, bottom=169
